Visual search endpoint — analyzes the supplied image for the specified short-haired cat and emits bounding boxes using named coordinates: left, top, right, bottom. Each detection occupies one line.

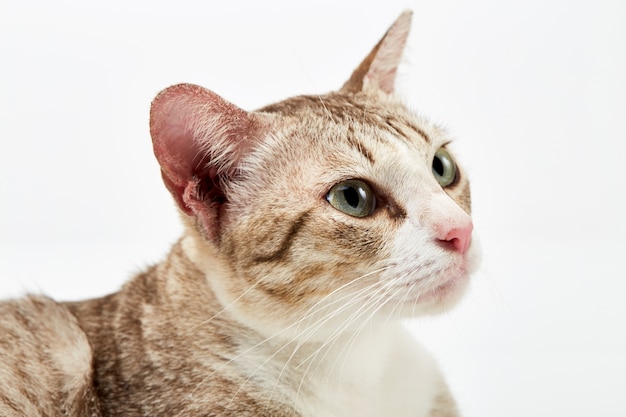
left=0, top=10, right=479, bottom=417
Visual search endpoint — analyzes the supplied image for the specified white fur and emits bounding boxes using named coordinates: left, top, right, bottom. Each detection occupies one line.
left=292, top=323, right=442, bottom=417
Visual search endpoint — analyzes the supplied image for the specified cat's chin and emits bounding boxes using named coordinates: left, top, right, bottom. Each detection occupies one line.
left=383, top=271, right=469, bottom=318
left=417, top=271, right=471, bottom=313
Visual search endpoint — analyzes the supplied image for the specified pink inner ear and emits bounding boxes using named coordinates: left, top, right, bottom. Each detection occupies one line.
left=151, top=84, right=239, bottom=181
left=152, top=110, right=202, bottom=185
left=149, top=83, right=268, bottom=229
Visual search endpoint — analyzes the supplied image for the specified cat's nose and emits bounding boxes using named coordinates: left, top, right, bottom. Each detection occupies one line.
left=439, top=222, right=473, bottom=254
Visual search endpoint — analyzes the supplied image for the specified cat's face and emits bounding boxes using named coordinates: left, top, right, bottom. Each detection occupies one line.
left=214, top=93, right=477, bottom=338
left=149, top=11, right=479, bottom=341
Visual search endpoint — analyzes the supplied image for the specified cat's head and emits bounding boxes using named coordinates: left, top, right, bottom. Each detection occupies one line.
left=149, top=11, right=479, bottom=340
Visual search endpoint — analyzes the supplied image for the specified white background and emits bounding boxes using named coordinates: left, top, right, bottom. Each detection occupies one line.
left=1, top=1, right=625, bottom=416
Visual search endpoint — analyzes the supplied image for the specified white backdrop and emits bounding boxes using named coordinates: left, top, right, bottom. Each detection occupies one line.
left=1, top=1, right=625, bottom=416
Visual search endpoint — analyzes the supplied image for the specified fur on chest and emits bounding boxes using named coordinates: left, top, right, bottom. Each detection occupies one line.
left=228, top=324, right=446, bottom=417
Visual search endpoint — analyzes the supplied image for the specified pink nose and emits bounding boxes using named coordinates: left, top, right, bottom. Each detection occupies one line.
left=440, top=222, right=473, bottom=254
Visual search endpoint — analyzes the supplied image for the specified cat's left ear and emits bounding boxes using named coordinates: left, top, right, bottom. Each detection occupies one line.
left=150, top=84, right=272, bottom=241
left=341, top=10, right=412, bottom=95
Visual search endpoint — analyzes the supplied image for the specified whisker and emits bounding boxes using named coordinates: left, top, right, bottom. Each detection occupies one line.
left=294, top=263, right=395, bottom=325
left=181, top=259, right=402, bottom=415
left=263, top=270, right=395, bottom=398
left=314, top=278, right=399, bottom=376
left=291, top=47, right=339, bottom=128
left=183, top=278, right=264, bottom=332
left=294, top=276, right=395, bottom=371
left=334, top=283, right=402, bottom=373
left=267, top=264, right=399, bottom=403
left=215, top=265, right=395, bottom=409
left=291, top=281, right=396, bottom=405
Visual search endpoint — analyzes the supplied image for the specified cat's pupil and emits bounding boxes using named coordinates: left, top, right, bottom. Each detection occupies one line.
left=343, top=187, right=360, bottom=208
left=433, top=156, right=444, bottom=177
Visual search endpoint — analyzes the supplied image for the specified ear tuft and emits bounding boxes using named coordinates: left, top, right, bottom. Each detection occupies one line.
left=341, top=10, right=412, bottom=95
left=149, top=83, right=269, bottom=240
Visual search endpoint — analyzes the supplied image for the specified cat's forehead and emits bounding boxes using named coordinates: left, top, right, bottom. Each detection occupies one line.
left=260, top=92, right=449, bottom=151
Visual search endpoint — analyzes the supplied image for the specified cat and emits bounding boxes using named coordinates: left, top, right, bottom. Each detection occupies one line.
left=0, top=10, right=478, bottom=417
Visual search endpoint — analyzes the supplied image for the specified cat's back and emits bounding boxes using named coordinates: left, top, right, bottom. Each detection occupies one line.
left=0, top=295, right=101, bottom=416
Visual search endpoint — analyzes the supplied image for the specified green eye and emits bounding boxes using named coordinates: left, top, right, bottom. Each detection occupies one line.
left=432, top=147, right=457, bottom=187
left=326, top=180, right=376, bottom=218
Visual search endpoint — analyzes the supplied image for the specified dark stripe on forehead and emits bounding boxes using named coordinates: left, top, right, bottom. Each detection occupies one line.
left=347, top=126, right=375, bottom=164
left=251, top=211, right=311, bottom=264
left=405, top=120, right=431, bottom=143
left=386, top=116, right=431, bottom=144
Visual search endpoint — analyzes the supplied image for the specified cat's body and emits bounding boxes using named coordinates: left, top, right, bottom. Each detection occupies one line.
left=0, top=11, right=478, bottom=417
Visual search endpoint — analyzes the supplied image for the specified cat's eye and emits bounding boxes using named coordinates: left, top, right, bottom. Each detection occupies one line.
left=432, top=147, right=457, bottom=187
left=326, top=180, right=376, bottom=218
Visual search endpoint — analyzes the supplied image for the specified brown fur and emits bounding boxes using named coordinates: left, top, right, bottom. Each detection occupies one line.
left=0, top=297, right=102, bottom=416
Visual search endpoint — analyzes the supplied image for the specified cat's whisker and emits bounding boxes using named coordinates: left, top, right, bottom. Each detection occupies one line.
left=291, top=278, right=389, bottom=351
left=185, top=317, right=299, bottom=397
left=291, top=48, right=339, bottom=129
left=315, top=94, right=338, bottom=128
left=265, top=271, right=398, bottom=402
left=189, top=252, right=401, bottom=337
left=313, top=276, right=400, bottom=364
left=331, top=276, right=425, bottom=382
left=294, top=264, right=395, bottom=323
left=263, top=277, right=389, bottom=399
left=209, top=270, right=389, bottom=409
left=305, top=273, right=412, bottom=375
left=182, top=259, right=393, bottom=337
left=183, top=278, right=264, bottom=332
left=382, top=272, right=419, bottom=324
left=182, top=309, right=330, bottom=411
left=307, top=299, right=388, bottom=387
left=333, top=284, right=403, bottom=376
left=294, top=278, right=395, bottom=371
left=291, top=282, right=398, bottom=407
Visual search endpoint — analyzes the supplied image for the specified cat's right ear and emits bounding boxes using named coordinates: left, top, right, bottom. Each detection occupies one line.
left=150, top=84, right=271, bottom=241
left=341, top=10, right=412, bottom=95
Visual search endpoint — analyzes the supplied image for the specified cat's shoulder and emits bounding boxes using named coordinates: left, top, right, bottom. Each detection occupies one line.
left=0, top=295, right=100, bottom=416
